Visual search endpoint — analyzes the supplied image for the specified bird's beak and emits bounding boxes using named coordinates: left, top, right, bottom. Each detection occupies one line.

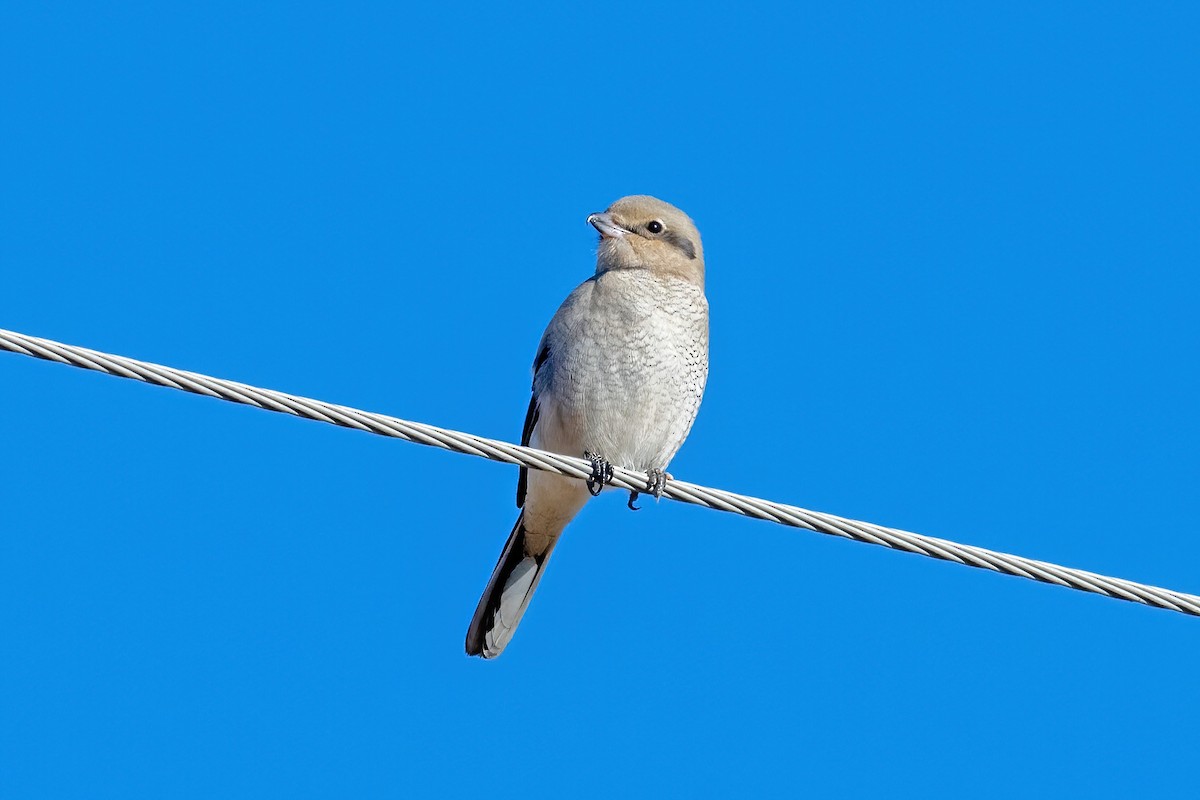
left=587, top=212, right=628, bottom=239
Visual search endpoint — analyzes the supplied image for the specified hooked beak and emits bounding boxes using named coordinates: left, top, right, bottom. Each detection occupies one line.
left=587, top=212, right=628, bottom=239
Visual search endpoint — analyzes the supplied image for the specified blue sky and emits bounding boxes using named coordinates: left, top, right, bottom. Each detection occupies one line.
left=2, top=2, right=1198, bottom=797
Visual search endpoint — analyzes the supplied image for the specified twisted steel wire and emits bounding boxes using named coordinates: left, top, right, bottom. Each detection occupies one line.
left=3, top=326, right=1198, bottom=617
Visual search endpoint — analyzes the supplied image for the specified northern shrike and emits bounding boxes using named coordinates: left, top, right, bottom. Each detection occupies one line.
left=466, top=195, right=709, bottom=658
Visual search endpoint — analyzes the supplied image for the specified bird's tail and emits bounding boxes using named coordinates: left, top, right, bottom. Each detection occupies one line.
left=465, top=512, right=559, bottom=658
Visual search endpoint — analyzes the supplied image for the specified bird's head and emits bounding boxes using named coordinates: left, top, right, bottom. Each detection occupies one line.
left=588, top=195, right=704, bottom=287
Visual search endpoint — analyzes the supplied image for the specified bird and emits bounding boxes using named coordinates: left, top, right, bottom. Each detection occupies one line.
left=465, top=195, right=709, bottom=658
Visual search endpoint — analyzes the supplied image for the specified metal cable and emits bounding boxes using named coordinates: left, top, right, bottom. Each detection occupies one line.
left=3, top=326, right=1197, bottom=617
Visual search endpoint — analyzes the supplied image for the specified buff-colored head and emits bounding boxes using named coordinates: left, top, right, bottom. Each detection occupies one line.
left=587, top=195, right=704, bottom=287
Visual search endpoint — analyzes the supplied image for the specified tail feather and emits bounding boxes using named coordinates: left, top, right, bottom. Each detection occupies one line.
left=465, top=513, right=556, bottom=658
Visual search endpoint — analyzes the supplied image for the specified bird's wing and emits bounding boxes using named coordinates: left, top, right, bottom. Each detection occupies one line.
left=516, top=340, right=550, bottom=508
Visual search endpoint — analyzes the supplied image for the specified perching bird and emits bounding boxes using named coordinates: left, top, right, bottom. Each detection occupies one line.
left=465, top=195, right=709, bottom=658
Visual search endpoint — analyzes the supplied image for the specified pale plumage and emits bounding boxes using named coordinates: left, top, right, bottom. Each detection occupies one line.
left=465, top=196, right=709, bottom=658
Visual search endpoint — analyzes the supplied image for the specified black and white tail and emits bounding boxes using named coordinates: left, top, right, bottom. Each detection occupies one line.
left=465, top=513, right=557, bottom=658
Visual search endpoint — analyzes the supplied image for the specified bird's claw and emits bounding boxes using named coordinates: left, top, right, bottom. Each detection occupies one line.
left=584, top=451, right=613, bottom=496
left=629, top=469, right=669, bottom=511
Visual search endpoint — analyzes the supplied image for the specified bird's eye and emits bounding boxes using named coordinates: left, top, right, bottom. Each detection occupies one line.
left=646, top=220, right=664, bottom=234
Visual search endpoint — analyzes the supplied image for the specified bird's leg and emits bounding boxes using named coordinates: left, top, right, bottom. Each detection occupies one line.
left=584, top=451, right=613, bottom=496
left=645, top=468, right=669, bottom=499
left=627, top=491, right=641, bottom=511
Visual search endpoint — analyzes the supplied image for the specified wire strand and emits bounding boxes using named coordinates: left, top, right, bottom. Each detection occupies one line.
left=3, top=326, right=1197, bottom=617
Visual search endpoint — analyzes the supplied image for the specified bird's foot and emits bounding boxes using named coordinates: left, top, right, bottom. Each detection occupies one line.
left=646, top=468, right=669, bottom=499
left=629, top=469, right=670, bottom=511
left=584, top=451, right=613, bottom=496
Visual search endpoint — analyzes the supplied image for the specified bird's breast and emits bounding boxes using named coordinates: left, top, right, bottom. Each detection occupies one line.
left=535, top=271, right=709, bottom=471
